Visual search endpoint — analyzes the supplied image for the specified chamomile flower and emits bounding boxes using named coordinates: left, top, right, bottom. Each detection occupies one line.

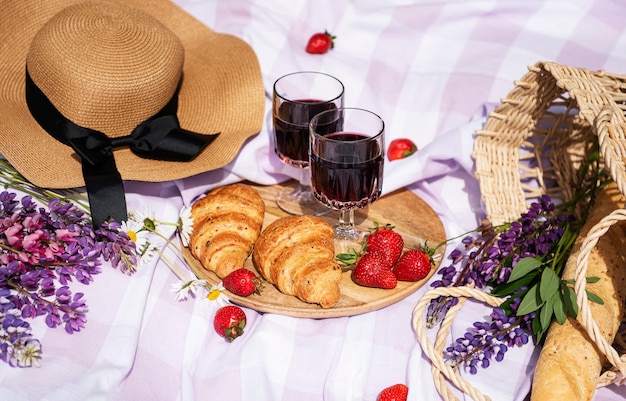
left=171, top=279, right=208, bottom=302
left=120, top=218, right=156, bottom=266
left=120, top=219, right=144, bottom=247
left=205, top=282, right=230, bottom=308
left=133, top=208, right=160, bottom=232
left=142, top=249, right=159, bottom=266
left=121, top=218, right=149, bottom=249
left=178, top=205, right=193, bottom=247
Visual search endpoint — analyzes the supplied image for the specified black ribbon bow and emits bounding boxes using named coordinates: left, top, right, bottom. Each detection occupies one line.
left=69, top=114, right=215, bottom=167
left=25, top=69, right=219, bottom=227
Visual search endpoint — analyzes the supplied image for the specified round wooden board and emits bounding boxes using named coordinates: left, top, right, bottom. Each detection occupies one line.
left=184, top=180, right=446, bottom=318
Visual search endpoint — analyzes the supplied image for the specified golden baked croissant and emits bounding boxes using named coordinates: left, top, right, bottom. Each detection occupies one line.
left=188, top=183, right=265, bottom=278
left=252, top=215, right=342, bottom=308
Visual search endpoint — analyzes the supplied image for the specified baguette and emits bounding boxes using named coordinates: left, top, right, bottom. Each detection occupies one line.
left=188, top=183, right=265, bottom=278
left=252, top=215, right=342, bottom=308
left=530, top=182, right=626, bottom=400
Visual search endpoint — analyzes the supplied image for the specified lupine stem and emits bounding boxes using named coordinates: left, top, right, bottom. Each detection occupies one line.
left=6, top=280, right=81, bottom=316
left=0, top=159, right=90, bottom=213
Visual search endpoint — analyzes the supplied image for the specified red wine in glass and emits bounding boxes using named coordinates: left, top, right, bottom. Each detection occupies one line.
left=271, top=71, right=344, bottom=216
left=273, top=99, right=340, bottom=167
left=310, top=132, right=383, bottom=209
left=310, top=107, right=385, bottom=244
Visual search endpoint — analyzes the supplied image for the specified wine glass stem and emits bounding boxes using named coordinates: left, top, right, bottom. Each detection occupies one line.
left=299, top=167, right=311, bottom=187
left=291, top=168, right=312, bottom=200
left=335, top=209, right=356, bottom=239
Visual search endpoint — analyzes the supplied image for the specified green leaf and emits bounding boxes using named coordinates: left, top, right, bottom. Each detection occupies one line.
left=335, top=247, right=360, bottom=266
left=586, top=290, right=604, bottom=305
left=531, top=313, right=542, bottom=334
left=507, top=257, right=542, bottom=283
left=539, top=268, right=560, bottom=302
left=490, top=269, right=540, bottom=297
left=563, top=276, right=600, bottom=285
left=562, top=283, right=579, bottom=319
left=503, top=255, right=514, bottom=269
left=550, top=223, right=578, bottom=276
left=517, top=283, right=543, bottom=316
left=532, top=314, right=548, bottom=344
left=539, top=297, right=554, bottom=330
left=552, top=291, right=567, bottom=324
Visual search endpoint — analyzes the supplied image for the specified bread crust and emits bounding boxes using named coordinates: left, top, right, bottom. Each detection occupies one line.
left=188, top=183, right=265, bottom=278
left=530, top=183, right=626, bottom=400
left=252, top=215, right=342, bottom=308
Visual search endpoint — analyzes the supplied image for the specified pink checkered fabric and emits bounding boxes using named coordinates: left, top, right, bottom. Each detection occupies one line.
left=1, top=1, right=625, bottom=400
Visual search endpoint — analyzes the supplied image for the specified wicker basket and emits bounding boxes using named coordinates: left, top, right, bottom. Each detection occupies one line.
left=413, top=61, right=626, bottom=400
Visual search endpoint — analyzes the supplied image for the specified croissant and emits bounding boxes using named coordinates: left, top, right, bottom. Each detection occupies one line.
left=188, top=183, right=265, bottom=278
left=252, top=215, right=342, bottom=308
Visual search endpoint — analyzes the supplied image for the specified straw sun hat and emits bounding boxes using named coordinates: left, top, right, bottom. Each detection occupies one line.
left=0, top=0, right=265, bottom=224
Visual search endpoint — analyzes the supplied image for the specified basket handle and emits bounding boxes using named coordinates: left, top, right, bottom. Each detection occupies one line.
left=412, top=286, right=503, bottom=401
left=573, top=208, right=626, bottom=384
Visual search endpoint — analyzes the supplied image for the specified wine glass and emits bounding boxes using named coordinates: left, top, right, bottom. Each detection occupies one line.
left=309, top=107, right=385, bottom=244
left=272, top=71, right=344, bottom=215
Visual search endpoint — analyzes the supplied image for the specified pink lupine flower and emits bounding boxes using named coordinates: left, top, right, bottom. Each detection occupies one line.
left=4, top=224, right=23, bottom=246
left=55, top=229, right=79, bottom=243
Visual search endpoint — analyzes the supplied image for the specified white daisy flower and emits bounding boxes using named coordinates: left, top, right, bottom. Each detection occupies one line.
left=204, top=282, right=230, bottom=308
left=171, top=279, right=208, bottom=302
left=121, top=218, right=158, bottom=266
left=133, top=208, right=160, bottom=232
left=136, top=241, right=158, bottom=266
left=120, top=219, right=147, bottom=248
left=178, top=205, right=194, bottom=247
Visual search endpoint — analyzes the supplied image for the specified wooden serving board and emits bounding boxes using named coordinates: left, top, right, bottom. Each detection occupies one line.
left=184, top=180, right=446, bottom=318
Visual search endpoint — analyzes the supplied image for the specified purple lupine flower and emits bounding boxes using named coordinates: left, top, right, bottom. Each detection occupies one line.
left=0, top=189, right=140, bottom=367
left=428, top=195, right=577, bottom=372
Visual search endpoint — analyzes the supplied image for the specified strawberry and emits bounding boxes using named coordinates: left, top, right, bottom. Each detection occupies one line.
left=377, top=383, right=408, bottom=401
left=393, top=249, right=431, bottom=281
left=352, top=251, right=397, bottom=289
left=222, top=268, right=264, bottom=297
left=213, top=305, right=246, bottom=342
left=365, top=223, right=404, bottom=267
left=305, top=30, right=336, bottom=54
left=387, top=138, right=417, bottom=161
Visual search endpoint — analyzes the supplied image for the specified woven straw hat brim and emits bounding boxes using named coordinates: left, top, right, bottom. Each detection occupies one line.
left=0, top=0, right=265, bottom=189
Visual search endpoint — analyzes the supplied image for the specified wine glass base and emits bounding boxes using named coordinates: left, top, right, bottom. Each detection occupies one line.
left=334, top=226, right=367, bottom=242
left=276, top=182, right=330, bottom=216
left=331, top=208, right=369, bottom=252
left=333, top=234, right=366, bottom=254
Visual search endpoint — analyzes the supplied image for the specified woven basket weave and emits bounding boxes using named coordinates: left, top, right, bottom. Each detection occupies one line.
left=413, top=61, right=626, bottom=400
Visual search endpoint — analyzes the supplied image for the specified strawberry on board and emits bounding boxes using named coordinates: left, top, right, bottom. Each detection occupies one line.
left=222, top=268, right=264, bottom=297
left=365, top=222, right=404, bottom=267
left=352, top=251, right=397, bottom=289
left=387, top=138, right=417, bottom=161
left=377, top=383, right=409, bottom=401
left=393, top=248, right=431, bottom=281
left=214, top=305, right=247, bottom=342
left=305, top=30, right=336, bottom=54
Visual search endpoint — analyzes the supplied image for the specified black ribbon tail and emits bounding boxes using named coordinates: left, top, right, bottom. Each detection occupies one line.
left=82, top=159, right=127, bottom=227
